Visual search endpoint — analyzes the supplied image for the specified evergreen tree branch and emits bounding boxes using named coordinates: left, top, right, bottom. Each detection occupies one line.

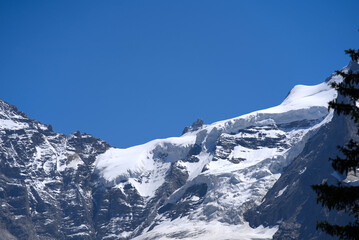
left=312, top=47, right=359, bottom=239
left=316, top=221, right=359, bottom=240
left=312, top=183, right=359, bottom=214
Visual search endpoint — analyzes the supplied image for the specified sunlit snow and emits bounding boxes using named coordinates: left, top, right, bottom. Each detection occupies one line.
left=91, top=63, right=352, bottom=239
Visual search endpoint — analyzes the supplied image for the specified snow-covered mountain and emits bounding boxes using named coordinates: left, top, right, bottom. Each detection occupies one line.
left=1, top=61, right=358, bottom=240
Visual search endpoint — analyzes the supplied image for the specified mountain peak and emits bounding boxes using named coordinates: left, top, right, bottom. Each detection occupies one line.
left=182, top=118, right=204, bottom=135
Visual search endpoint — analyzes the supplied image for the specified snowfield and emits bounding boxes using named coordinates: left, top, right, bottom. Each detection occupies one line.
left=91, top=61, right=347, bottom=239
left=133, top=218, right=278, bottom=240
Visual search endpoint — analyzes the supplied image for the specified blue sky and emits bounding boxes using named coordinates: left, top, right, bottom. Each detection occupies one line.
left=1, top=1, right=359, bottom=148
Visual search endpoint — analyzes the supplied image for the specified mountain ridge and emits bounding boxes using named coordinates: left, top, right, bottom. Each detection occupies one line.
left=0, top=61, right=358, bottom=239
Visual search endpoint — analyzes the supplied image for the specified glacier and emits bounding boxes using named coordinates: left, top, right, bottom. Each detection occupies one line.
left=91, top=63, right=350, bottom=239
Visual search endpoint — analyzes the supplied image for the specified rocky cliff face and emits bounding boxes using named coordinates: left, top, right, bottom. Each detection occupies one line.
left=245, top=112, right=356, bottom=240
left=0, top=99, right=110, bottom=239
left=1, top=61, right=358, bottom=239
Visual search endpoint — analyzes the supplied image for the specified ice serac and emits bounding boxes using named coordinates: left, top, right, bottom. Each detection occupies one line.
left=244, top=105, right=355, bottom=240
left=0, top=60, right=357, bottom=239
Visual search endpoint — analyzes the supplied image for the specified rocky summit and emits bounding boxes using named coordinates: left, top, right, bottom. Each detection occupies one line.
left=1, top=61, right=358, bottom=240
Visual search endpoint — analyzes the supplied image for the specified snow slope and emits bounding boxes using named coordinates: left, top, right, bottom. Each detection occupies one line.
left=133, top=218, right=278, bottom=240
left=95, top=78, right=336, bottom=193
left=91, top=62, right=353, bottom=239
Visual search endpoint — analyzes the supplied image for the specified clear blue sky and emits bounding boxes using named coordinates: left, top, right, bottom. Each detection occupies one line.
left=1, top=1, right=358, bottom=148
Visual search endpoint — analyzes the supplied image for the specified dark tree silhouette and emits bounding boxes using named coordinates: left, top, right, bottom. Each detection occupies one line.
left=312, top=49, right=359, bottom=239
